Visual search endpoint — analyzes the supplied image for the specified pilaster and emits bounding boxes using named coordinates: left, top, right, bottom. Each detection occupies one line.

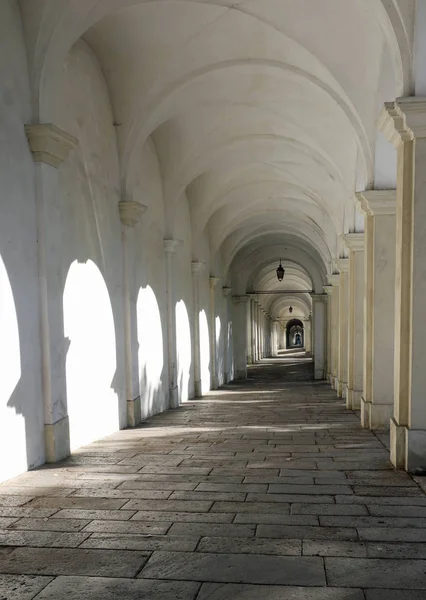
left=232, top=295, right=250, bottom=380
left=357, top=190, right=396, bottom=430
left=222, top=286, right=232, bottom=383
left=311, top=294, right=327, bottom=380
left=164, top=239, right=182, bottom=408
left=380, top=98, right=426, bottom=469
left=336, top=258, right=349, bottom=398
left=209, top=276, right=221, bottom=389
left=342, top=233, right=365, bottom=411
left=120, top=201, right=147, bottom=426
left=26, top=123, right=78, bottom=462
left=192, top=261, right=205, bottom=397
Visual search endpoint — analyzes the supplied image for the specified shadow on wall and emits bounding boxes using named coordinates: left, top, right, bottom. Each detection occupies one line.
left=137, top=285, right=165, bottom=419
left=1, top=255, right=27, bottom=480
left=63, top=260, right=119, bottom=450
left=176, top=300, right=192, bottom=403
left=199, top=309, right=211, bottom=395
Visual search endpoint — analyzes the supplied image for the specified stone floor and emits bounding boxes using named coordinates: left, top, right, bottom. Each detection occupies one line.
left=1, top=353, right=426, bottom=599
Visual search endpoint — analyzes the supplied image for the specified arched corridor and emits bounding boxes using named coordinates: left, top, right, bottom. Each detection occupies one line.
left=2, top=356, right=426, bottom=598
left=4, top=0, right=426, bottom=594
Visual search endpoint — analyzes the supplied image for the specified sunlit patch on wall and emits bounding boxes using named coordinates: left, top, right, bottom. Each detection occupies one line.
left=63, top=259, right=118, bottom=450
left=175, top=300, right=192, bottom=403
left=137, top=285, right=164, bottom=418
left=0, top=255, right=26, bottom=481
left=199, top=309, right=210, bottom=395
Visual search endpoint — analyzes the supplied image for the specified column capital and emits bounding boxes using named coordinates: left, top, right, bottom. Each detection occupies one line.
left=379, top=98, right=426, bottom=148
left=222, top=286, right=232, bottom=297
left=191, top=261, right=205, bottom=275
left=163, top=239, right=182, bottom=254
left=232, top=294, right=250, bottom=304
left=342, top=233, right=364, bottom=252
left=338, top=258, right=349, bottom=273
left=310, top=293, right=327, bottom=303
left=25, top=123, right=78, bottom=168
left=119, top=201, right=147, bottom=227
left=209, top=276, right=221, bottom=289
left=328, top=274, right=340, bottom=287
left=356, top=190, right=396, bottom=216
left=323, top=285, right=333, bottom=296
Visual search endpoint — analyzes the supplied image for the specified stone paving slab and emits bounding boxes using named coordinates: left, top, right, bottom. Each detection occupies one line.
left=196, top=583, right=364, bottom=600
left=0, top=547, right=149, bottom=577
left=32, top=576, right=200, bottom=599
left=325, top=557, right=426, bottom=589
left=139, top=551, right=326, bottom=585
left=0, top=574, right=53, bottom=600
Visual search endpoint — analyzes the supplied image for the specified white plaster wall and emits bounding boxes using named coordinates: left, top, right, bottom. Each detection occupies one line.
left=51, top=40, right=126, bottom=449
left=0, top=1, right=45, bottom=481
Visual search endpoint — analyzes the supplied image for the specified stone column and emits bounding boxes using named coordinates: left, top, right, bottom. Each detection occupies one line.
left=357, top=191, right=396, bottom=430
left=328, top=275, right=340, bottom=390
left=25, top=124, right=78, bottom=462
left=191, top=261, right=205, bottom=397
left=222, top=286, right=232, bottom=383
left=246, top=296, right=254, bottom=365
left=311, top=294, right=327, bottom=380
left=324, top=285, right=333, bottom=383
left=380, top=98, right=426, bottom=469
left=250, top=299, right=257, bottom=361
left=342, top=234, right=365, bottom=410
left=232, top=295, right=249, bottom=379
left=119, top=200, right=147, bottom=427
left=164, top=239, right=181, bottom=409
left=209, top=276, right=221, bottom=390
left=336, top=258, right=349, bottom=398
left=304, top=317, right=312, bottom=355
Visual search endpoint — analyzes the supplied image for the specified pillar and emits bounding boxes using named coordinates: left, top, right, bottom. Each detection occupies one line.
left=305, top=317, right=312, bottom=355
left=191, top=261, right=205, bottom=397
left=357, top=191, right=396, bottom=430
left=164, top=239, right=181, bottom=409
left=232, top=295, right=249, bottom=379
left=311, top=294, right=327, bottom=380
left=324, top=285, right=333, bottom=383
left=380, top=98, right=426, bottom=470
left=342, top=234, right=365, bottom=410
left=336, top=258, right=349, bottom=398
left=328, top=275, right=340, bottom=390
left=25, top=124, right=78, bottom=462
left=222, top=286, right=232, bottom=383
left=119, top=200, right=147, bottom=426
left=246, top=296, right=254, bottom=365
left=209, top=276, right=221, bottom=390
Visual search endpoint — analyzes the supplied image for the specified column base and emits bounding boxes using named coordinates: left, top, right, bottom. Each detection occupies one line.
left=390, top=418, right=426, bottom=472
left=335, top=378, right=345, bottom=398
left=44, top=416, right=70, bottom=463
left=346, top=388, right=361, bottom=410
left=236, top=369, right=247, bottom=380
left=211, top=375, right=219, bottom=390
left=327, top=373, right=333, bottom=385
left=361, top=398, right=392, bottom=430
left=169, top=386, right=179, bottom=409
left=314, top=369, right=325, bottom=380
left=127, top=396, right=141, bottom=428
left=224, top=372, right=230, bottom=384
left=194, top=380, right=202, bottom=398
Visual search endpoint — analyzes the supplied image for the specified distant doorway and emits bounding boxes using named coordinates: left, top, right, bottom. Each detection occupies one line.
left=286, top=319, right=304, bottom=348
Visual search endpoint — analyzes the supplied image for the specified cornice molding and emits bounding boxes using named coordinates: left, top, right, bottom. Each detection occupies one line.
left=379, top=97, right=426, bottom=148
left=222, top=286, right=232, bottom=297
left=232, top=294, right=250, bottom=304
left=356, top=190, right=396, bottom=216
left=163, top=239, right=182, bottom=254
left=119, top=201, right=147, bottom=227
left=191, top=261, right=205, bottom=275
left=25, top=123, right=78, bottom=168
left=323, top=285, right=333, bottom=296
left=338, top=258, right=349, bottom=273
left=342, top=233, right=365, bottom=252
left=328, top=274, right=340, bottom=287
left=209, top=276, right=221, bottom=289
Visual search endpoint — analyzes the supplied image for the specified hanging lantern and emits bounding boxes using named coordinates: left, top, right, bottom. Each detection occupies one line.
left=289, top=306, right=293, bottom=314
left=276, top=259, right=285, bottom=282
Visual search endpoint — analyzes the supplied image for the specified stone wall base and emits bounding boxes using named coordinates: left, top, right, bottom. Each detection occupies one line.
left=346, top=388, right=362, bottom=410
left=127, top=396, right=141, bottom=428
left=44, top=416, right=70, bottom=463
left=361, top=398, right=392, bottom=430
